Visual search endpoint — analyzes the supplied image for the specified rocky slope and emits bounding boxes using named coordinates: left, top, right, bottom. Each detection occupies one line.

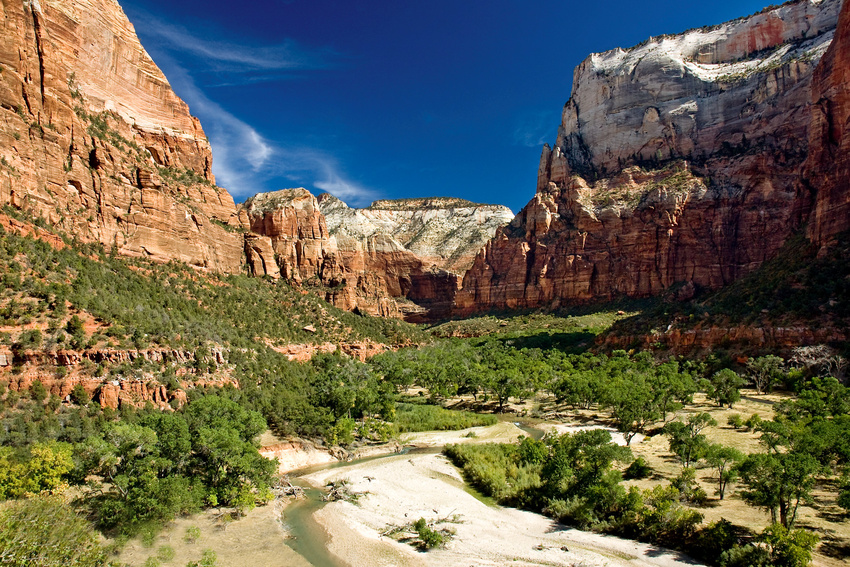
left=242, top=189, right=511, bottom=321
left=455, top=0, right=843, bottom=315
left=805, top=0, right=850, bottom=247
left=0, top=0, right=243, bottom=272
left=319, top=195, right=514, bottom=273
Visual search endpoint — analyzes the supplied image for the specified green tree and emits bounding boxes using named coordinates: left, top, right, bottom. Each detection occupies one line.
left=748, top=355, right=784, bottom=395
left=703, top=369, right=745, bottom=408
left=737, top=451, right=819, bottom=528
left=759, top=523, right=819, bottom=567
left=705, top=443, right=743, bottom=500
left=602, top=372, right=661, bottom=445
left=664, top=413, right=716, bottom=468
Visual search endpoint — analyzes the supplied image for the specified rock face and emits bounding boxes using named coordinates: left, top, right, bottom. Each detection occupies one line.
left=319, top=196, right=514, bottom=274
left=242, top=189, right=511, bottom=321
left=805, top=0, right=850, bottom=247
left=0, top=0, right=243, bottom=271
left=456, top=0, right=842, bottom=315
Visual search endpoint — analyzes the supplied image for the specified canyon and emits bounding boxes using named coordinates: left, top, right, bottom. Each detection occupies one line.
left=241, top=189, right=512, bottom=320
left=1, top=0, right=849, bottom=329
left=0, top=0, right=513, bottom=321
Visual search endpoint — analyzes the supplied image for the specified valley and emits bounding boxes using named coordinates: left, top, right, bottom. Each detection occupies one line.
left=0, top=0, right=849, bottom=566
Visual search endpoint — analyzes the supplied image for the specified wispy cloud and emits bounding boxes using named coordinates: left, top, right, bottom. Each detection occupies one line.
left=126, top=10, right=377, bottom=206
left=513, top=111, right=558, bottom=148
left=129, top=10, right=333, bottom=81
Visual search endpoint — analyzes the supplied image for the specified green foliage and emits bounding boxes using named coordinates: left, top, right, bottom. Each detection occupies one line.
left=726, top=414, right=744, bottom=429
left=412, top=518, right=449, bottom=549
left=759, top=523, right=819, bottom=567
left=702, top=369, right=745, bottom=408
left=393, top=403, right=497, bottom=433
left=747, top=355, right=785, bottom=395
left=0, top=442, right=74, bottom=498
left=705, top=443, right=743, bottom=500
left=13, top=328, right=42, bottom=352
left=183, top=526, right=201, bottom=544
left=0, top=495, right=111, bottom=567
left=670, top=467, right=708, bottom=505
left=737, top=450, right=819, bottom=528
left=664, top=412, right=716, bottom=467
left=623, top=456, right=652, bottom=480
left=157, top=546, right=176, bottom=561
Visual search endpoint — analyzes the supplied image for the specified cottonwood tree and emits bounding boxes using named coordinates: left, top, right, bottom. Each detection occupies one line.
left=702, top=368, right=746, bottom=408
left=705, top=443, right=743, bottom=500
left=664, top=412, right=717, bottom=468
left=736, top=451, right=820, bottom=529
left=748, top=355, right=785, bottom=395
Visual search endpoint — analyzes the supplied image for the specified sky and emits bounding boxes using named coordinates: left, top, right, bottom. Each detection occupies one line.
left=120, top=0, right=774, bottom=213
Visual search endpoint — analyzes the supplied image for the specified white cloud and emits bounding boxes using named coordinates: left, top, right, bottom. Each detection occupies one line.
left=127, top=11, right=378, bottom=205
left=513, top=111, right=557, bottom=148
left=130, top=11, right=331, bottom=77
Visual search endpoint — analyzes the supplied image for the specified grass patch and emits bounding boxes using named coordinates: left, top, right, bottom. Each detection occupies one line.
left=394, top=402, right=497, bottom=433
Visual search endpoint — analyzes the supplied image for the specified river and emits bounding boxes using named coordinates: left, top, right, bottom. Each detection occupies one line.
left=279, top=422, right=705, bottom=567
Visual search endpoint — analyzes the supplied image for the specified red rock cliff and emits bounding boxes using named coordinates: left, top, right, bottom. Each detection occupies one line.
left=455, top=0, right=841, bottom=315
left=0, top=0, right=243, bottom=271
left=805, top=0, right=850, bottom=247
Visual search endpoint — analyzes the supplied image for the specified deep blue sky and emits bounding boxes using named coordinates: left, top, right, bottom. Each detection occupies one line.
left=120, top=0, right=773, bottom=213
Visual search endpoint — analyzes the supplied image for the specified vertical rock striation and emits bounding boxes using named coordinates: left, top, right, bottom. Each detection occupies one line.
left=455, top=0, right=842, bottom=316
left=805, top=0, right=850, bottom=247
left=241, top=190, right=512, bottom=321
left=0, top=0, right=243, bottom=271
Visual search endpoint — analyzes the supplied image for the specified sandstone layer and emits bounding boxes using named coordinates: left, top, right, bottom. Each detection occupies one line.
left=242, top=189, right=511, bottom=321
left=805, top=0, right=850, bottom=246
left=0, top=0, right=243, bottom=271
left=319, top=195, right=513, bottom=273
left=455, top=0, right=842, bottom=315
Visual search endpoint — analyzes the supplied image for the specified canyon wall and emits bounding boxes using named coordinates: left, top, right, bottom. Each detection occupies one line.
left=455, top=0, right=843, bottom=315
left=319, top=195, right=513, bottom=274
left=805, top=0, right=850, bottom=246
left=0, top=0, right=243, bottom=271
left=242, top=190, right=512, bottom=321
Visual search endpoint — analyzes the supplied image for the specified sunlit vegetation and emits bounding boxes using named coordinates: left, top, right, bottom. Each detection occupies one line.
left=393, top=401, right=497, bottom=433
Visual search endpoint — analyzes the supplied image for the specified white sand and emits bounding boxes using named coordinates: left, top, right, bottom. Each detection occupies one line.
left=303, top=424, right=704, bottom=567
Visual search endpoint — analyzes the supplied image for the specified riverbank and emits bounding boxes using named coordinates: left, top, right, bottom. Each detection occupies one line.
left=304, top=449, right=706, bottom=567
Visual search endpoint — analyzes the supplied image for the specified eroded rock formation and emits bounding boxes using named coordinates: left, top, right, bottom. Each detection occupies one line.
left=242, top=189, right=511, bottom=321
left=805, top=0, right=850, bottom=247
left=319, top=195, right=514, bottom=273
left=0, top=0, right=243, bottom=271
left=455, top=0, right=843, bottom=315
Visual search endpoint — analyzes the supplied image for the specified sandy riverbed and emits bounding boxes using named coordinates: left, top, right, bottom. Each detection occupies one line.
left=303, top=423, right=705, bottom=567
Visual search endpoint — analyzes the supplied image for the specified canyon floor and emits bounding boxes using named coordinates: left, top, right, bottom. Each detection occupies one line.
left=117, top=398, right=849, bottom=567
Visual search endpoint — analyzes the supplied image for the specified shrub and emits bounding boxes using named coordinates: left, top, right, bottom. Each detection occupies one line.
left=184, top=526, right=201, bottom=544
left=0, top=495, right=109, bottom=567
left=623, top=456, right=652, bottom=480
left=727, top=414, right=744, bottom=429
left=412, top=518, right=450, bottom=550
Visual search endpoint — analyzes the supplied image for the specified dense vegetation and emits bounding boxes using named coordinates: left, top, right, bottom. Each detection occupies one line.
left=1, top=213, right=848, bottom=566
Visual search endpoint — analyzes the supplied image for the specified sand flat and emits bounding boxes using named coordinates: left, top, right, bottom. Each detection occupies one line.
left=304, top=450, right=706, bottom=567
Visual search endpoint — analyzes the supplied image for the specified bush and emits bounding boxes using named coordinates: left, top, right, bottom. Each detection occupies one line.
left=0, top=495, right=110, bottom=567
left=727, top=414, right=744, bottom=429
left=744, top=413, right=763, bottom=430
left=413, top=518, right=448, bottom=549
left=623, top=456, right=652, bottom=480
left=394, top=403, right=497, bottom=433
left=183, top=526, right=201, bottom=544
